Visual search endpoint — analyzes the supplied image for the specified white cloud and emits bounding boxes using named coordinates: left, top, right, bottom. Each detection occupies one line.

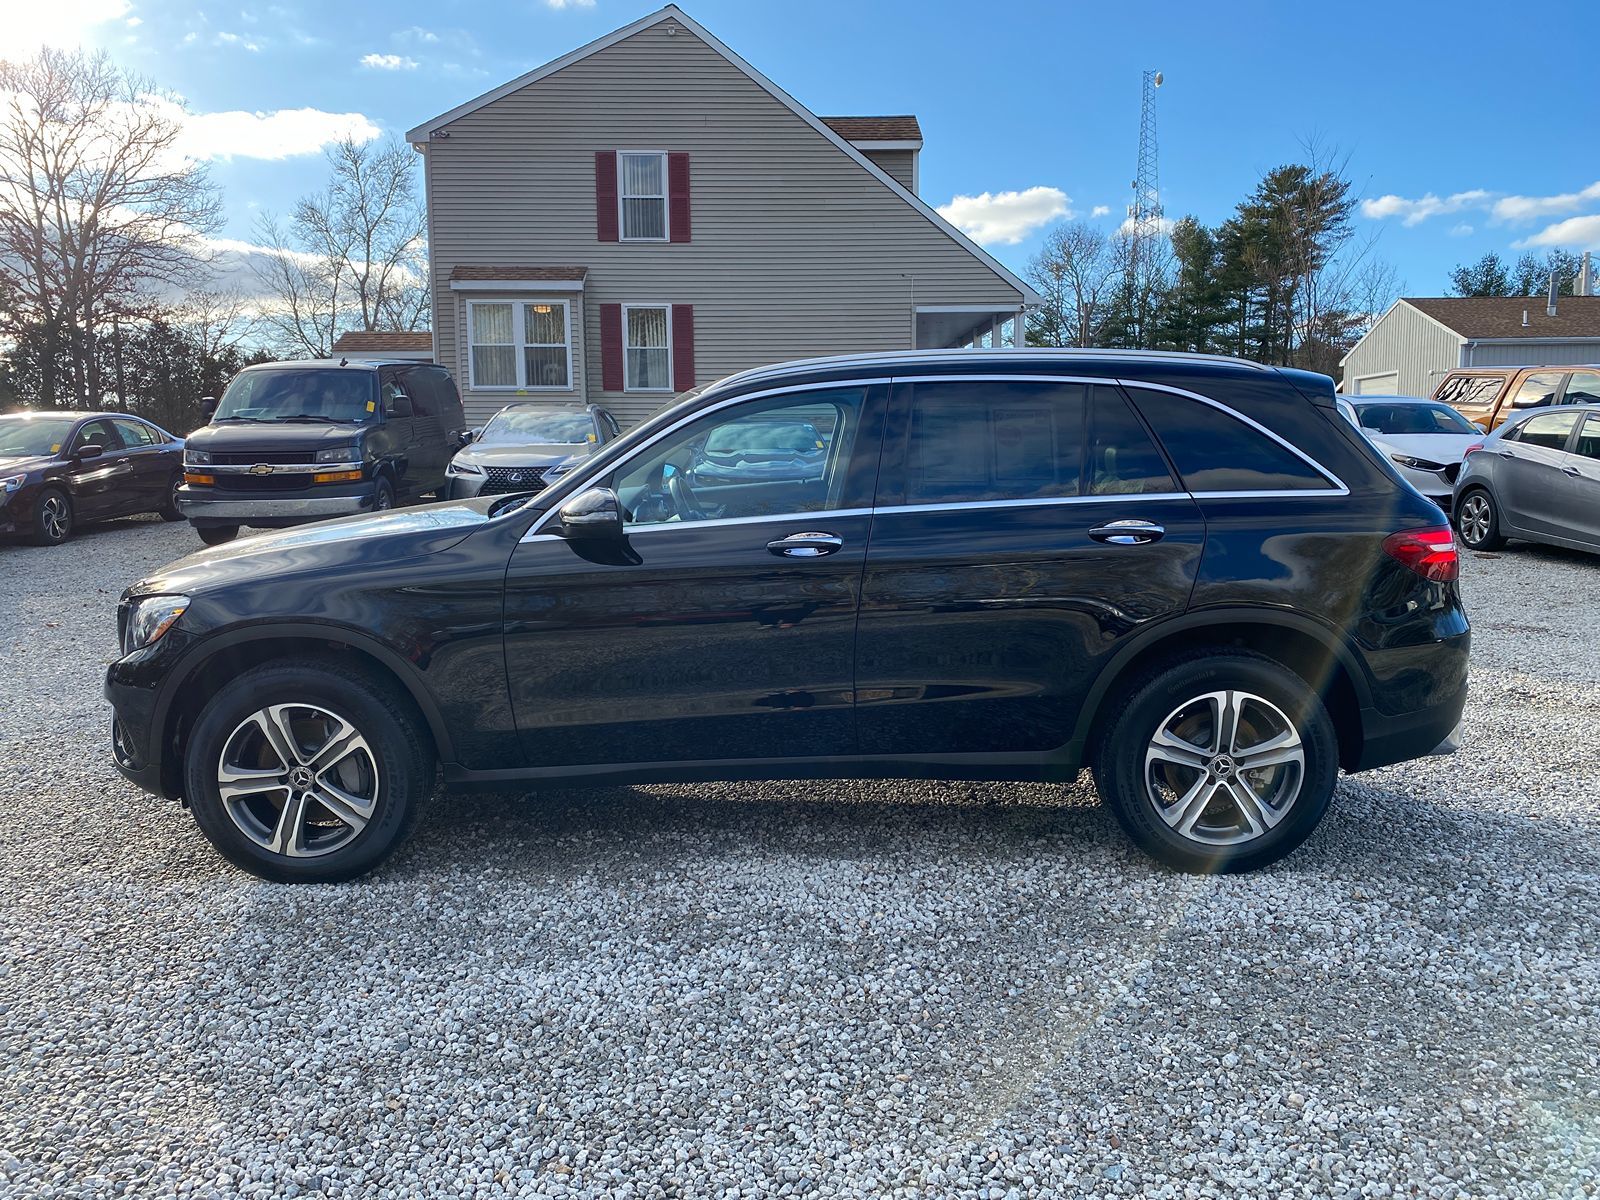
left=1493, top=181, right=1600, bottom=222
left=398, top=25, right=440, bottom=42
left=1116, top=215, right=1176, bottom=237
left=215, top=31, right=260, bottom=51
left=130, top=96, right=382, bottom=161
left=1515, top=215, right=1600, bottom=249
left=1449, top=223, right=1475, bottom=237
left=125, top=15, right=142, bottom=27
left=1359, top=189, right=1490, bottom=227
left=545, top=0, right=596, bottom=7
left=936, top=186, right=1072, bottom=246
left=1090, top=205, right=1111, bottom=218
left=10, top=0, right=132, bottom=49
left=360, top=53, right=418, bottom=70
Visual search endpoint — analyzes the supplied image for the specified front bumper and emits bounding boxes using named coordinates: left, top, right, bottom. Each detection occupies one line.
left=178, top=484, right=376, bottom=528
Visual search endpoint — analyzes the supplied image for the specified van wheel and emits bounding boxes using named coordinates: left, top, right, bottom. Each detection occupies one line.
left=1092, top=651, right=1338, bottom=873
left=1455, top=488, right=1505, bottom=550
left=183, top=659, right=435, bottom=883
left=197, top=524, right=239, bottom=546
left=373, top=476, right=396, bottom=511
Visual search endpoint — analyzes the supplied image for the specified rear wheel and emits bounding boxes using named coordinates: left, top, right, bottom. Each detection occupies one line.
left=183, top=659, right=435, bottom=882
left=158, top=472, right=184, bottom=521
left=29, top=488, right=72, bottom=546
left=196, top=524, right=239, bottom=546
left=1092, top=652, right=1338, bottom=873
left=1455, top=488, right=1505, bottom=550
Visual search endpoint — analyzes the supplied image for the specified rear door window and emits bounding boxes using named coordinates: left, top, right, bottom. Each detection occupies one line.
left=1086, top=386, right=1177, bottom=495
left=898, top=380, right=1085, bottom=505
left=1562, top=372, right=1600, bottom=406
left=1574, top=415, right=1600, bottom=461
left=1514, top=410, right=1581, bottom=451
left=1505, top=372, right=1563, bottom=412
left=1124, top=388, right=1335, bottom=493
left=112, top=419, right=158, bottom=447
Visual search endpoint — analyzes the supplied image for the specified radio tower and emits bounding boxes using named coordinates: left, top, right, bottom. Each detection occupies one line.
left=1124, top=70, right=1164, bottom=346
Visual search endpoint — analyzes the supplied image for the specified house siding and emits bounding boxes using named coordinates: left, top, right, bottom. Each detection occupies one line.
left=860, top=148, right=916, bottom=192
left=423, top=21, right=1023, bottom=427
left=1463, top=340, right=1600, bottom=368
left=1340, top=302, right=1464, bottom=397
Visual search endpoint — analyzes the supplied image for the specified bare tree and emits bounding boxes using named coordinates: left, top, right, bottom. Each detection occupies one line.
left=254, top=136, right=428, bottom=357
left=1025, top=221, right=1119, bottom=347
left=0, top=47, right=221, bottom=407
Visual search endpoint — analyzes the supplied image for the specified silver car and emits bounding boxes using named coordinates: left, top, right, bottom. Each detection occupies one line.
left=1337, top=395, right=1482, bottom=511
left=1452, top=403, right=1600, bottom=555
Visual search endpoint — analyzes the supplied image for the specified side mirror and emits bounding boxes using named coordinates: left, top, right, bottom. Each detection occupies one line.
left=75, top=444, right=104, bottom=461
left=386, top=394, right=414, bottom=418
left=558, top=486, right=624, bottom=540
left=456, top=428, right=478, bottom=448
left=200, top=396, right=218, bottom=419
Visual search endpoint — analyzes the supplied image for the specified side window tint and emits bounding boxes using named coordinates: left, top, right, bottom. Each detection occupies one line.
left=1563, top=372, right=1600, bottom=406
left=1516, top=410, right=1580, bottom=451
left=614, top=388, right=865, bottom=527
left=1087, top=386, right=1176, bottom=495
left=1574, top=415, right=1600, bottom=462
left=75, top=419, right=123, bottom=452
left=901, top=380, right=1084, bottom=505
left=1126, top=388, right=1333, bottom=493
left=1507, top=372, right=1563, bottom=411
left=401, top=370, right=432, bottom=416
left=113, top=420, right=156, bottom=447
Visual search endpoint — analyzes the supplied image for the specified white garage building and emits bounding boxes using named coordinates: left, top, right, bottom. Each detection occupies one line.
left=1340, top=296, right=1600, bottom=396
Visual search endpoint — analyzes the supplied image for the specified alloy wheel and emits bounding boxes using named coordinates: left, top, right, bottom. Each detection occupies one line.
left=216, top=703, right=380, bottom=858
left=1459, top=494, right=1491, bottom=546
left=1143, top=689, right=1306, bottom=846
left=40, top=494, right=69, bottom=541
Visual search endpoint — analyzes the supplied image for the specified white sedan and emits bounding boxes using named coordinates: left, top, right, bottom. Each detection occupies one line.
left=1337, top=395, right=1483, bottom=511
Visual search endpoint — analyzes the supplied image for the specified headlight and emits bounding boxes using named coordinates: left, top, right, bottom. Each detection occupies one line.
left=184, top=449, right=211, bottom=466
left=1390, top=453, right=1447, bottom=472
left=316, top=446, right=360, bottom=464
left=1, top=474, right=24, bottom=494
left=123, top=595, right=190, bottom=654
left=447, top=458, right=485, bottom=476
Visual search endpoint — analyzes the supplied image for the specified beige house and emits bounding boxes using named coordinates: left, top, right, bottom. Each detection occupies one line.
left=405, top=5, right=1038, bottom=426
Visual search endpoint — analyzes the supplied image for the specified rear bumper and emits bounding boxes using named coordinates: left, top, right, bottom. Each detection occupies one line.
left=1352, top=679, right=1469, bottom=772
left=178, top=484, right=375, bottom=527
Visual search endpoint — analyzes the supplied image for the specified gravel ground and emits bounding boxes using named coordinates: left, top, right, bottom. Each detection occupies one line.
left=1, top=516, right=1597, bottom=1199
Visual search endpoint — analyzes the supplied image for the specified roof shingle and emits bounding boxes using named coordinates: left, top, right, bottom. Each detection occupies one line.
left=821, top=115, right=922, bottom=143
left=1405, top=296, right=1600, bottom=340
left=449, top=265, right=589, bottom=282
left=331, top=331, right=433, bottom=352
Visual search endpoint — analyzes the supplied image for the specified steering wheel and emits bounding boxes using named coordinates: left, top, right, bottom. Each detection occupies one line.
left=666, top=468, right=709, bottom=521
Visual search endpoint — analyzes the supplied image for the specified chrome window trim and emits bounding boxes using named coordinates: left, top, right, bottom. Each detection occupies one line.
left=518, top=378, right=893, bottom=541
left=872, top=492, right=1189, bottom=517
left=625, top=508, right=875, bottom=534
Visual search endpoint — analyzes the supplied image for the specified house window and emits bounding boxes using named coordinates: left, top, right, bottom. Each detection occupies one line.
left=619, top=152, right=668, bottom=241
left=467, top=300, right=571, bottom=390
left=624, top=305, right=672, bottom=391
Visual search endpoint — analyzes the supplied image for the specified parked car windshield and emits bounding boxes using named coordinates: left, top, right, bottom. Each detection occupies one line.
left=1355, top=403, right=1475, bottom=435
left=704, top=420, right=824, bottom=457
left=214, top=369, right=378, bottom=424
left=0, top=415, right=78, bottom=457
left=480, top=408, right=593, bottom=445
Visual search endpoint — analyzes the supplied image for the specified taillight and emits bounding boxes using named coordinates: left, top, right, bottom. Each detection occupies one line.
left=1462, top=441, right=1484, bottom=457
left=1382, top=526, right=1459, bottom=583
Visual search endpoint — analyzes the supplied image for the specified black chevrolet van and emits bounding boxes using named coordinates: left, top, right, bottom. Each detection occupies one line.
left=178, top=359, right=467, bottom=545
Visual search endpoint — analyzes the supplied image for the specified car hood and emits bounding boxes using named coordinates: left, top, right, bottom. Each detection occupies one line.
left=0, top=453, right=52, bottom=475
left=125, top=499, right=500, bottom=600
left=455, top=442, right=594, bottom=468
left=187, top=421, right=371, bottom=453
left=1367, top=432, right=1481, bottom=464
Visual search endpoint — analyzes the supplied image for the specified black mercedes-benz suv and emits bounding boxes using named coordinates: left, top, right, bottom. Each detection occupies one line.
left=107, top=350, right=1469, bottom=883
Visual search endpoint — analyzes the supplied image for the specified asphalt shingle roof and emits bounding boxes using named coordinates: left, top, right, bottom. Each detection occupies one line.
left=449, top=265, right=589, bottom=282
left=330, top=331, right=433, bottom=352
left=1406, top=296, right=1600, bottom=340
left=820, top=116, right=922, bottom=142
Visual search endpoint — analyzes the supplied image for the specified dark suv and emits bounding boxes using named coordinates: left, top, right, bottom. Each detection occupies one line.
left=107, top=350, right=1469, bottom=882
left=179, top=359, right=467, bottom=545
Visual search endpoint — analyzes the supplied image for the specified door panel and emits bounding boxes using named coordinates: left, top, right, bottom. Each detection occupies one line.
left=111, top=419, right=169, bottom=511
left=1499, top=410, right=1581, bottom=535
left=65, top=419, right=130, bottom=520
left=1560, top=414, right=1600, bottom=548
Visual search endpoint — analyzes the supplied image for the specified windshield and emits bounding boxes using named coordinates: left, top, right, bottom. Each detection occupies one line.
left=214, top=369, right=377, bottom=424
left=0, top=416, right=77, bottom=457
left=480, top=408, right=593, bottom=445
left=1356, top=402, right=1476, bottom=435
left=704, top=420, right=824, bottom=456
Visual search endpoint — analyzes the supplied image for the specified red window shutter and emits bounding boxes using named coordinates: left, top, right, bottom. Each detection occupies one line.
left=600, top=304, right=623, bottom=392
left=671, top=304, right=695, bottom=391
left=668, top=152, right=691, bottom=243
left=595, top=152, right=619, bottom=242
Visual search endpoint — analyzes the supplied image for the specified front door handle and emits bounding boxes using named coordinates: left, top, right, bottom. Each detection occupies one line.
left=767, top=531, right=843, bottom=558
left=1088, top=519, right=1166, bottom=545
left=1497, top=449, right=1516, bottom=459
left=1562, top=465, right=1582, bottom=477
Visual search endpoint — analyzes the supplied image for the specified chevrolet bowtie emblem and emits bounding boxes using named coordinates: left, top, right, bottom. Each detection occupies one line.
left=249, top=463, right=274, bottom=476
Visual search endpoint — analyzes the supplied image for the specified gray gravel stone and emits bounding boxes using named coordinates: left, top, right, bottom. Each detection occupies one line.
left=0, top=519, right=1597, bottom=1198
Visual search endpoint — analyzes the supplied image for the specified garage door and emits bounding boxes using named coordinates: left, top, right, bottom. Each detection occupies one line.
left=1354, top=373, right=1399, bottom=395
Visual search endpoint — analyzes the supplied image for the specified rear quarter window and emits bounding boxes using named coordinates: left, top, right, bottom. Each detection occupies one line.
left=1435, top=374, right=1504, bottom=409
left=1125, top=387, right=1336, bottom=493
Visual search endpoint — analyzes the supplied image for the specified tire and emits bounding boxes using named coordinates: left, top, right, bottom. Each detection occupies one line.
left=183, top=658, right=435, bottom=883
left=1091, top=651, right=1339, bottom=874
left=1454, top=487, right=1505, bottom=551
left=196, top=524, right=239, bottom=546
left=158, top=472, right=184, bottom=521
left=28, top=487, right=73, bottom=546
left=373, top=475, right=396, bottom=512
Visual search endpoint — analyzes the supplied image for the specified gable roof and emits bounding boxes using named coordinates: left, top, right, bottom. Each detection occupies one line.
left=821, top=115, right=923, bottom=144
left=1404, top=296, right=1600, bottom=340
left=331, top=331, right=433, bottom=353
left=405, top=5, right=1038, bottom=306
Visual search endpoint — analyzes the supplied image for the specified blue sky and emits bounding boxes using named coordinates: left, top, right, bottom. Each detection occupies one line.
left=26, top=0, right=1600, bottom=296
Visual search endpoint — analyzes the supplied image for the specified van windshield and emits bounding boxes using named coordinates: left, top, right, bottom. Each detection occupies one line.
left=214, top=369, right=378, bottom=424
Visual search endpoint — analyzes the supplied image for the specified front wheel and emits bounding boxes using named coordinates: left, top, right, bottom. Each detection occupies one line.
left=29, top=487, right=73, bottom=546
left=372, top=475, right=396, bottom=512
left=1455, top=488, right=1505, bottom=551
left=1092, top=652, right=1338, bottom=873
left=183, top=659, right=435, bottom=882
left=158, top=472, right=184, bottom=521
left=196, top=524, right=239, bottom=546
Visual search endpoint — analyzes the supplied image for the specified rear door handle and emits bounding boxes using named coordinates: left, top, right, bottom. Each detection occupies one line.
left=1088, top=519, right=1166, bottom=545
left=767, top=531, right=843, bottom=558
left=1497, top=450, right=1516, bottom=459
left=1562, top=465, right=1582, bottom=476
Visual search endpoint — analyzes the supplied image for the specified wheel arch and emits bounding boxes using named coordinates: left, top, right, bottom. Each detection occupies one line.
left=153, top=622, right=455, bottom=798
left=1075, top=608, right=1373, bottom=773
